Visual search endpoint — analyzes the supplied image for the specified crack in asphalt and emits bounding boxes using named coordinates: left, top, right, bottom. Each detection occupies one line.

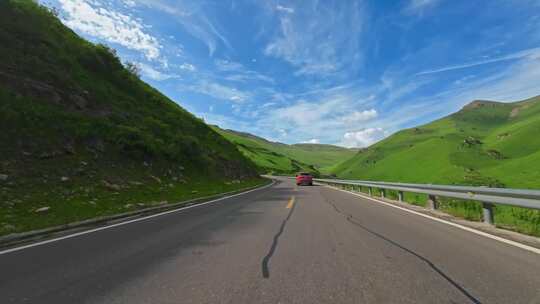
left=323, top=196, right=482, bottom=304
left=261, top=197, right=297, bottom=279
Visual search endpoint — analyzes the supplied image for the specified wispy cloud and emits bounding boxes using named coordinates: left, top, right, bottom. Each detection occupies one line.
left=254, top=86, right=381, bottom=145
left=341, top=109, right=378, bottom=123
left=441, top=55, right=540, bottom=104
left=138, top=63, right=179, bottom=81
left=180, top=80, right=251, bottom=103
left=137, top=0, right=231, bottom=56
left=262, top=0, right=365, bottom=77
left=214, top=59, right=275, bottom=83
left=416, top=47, right=540, bottom=75
left=275, top=5, right=294, bottom=14
left=214, top=59, right=244, bottom=72
left=179, top=63, right=196, bottom=71
left=403, top=0, right=441, bottom=15
left=58, top=0, right=161, bottom=60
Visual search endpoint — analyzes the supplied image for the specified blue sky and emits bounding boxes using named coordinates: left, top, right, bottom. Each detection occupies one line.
left=43, top=0, right=540, bottom=147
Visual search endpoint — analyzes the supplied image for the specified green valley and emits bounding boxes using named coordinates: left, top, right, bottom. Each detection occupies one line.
left=213, top=126, right=357, bottom=175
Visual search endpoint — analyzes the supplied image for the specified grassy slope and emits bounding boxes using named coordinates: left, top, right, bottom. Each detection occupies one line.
left=212, top=127, right=318, bottom=175
left=213, top=127, right=357, bottom=175
left=332, top=96, right=540, bottom=235
left=0, top=0, right=263, bottom=236
left=281, top=144, right=358, bottom=173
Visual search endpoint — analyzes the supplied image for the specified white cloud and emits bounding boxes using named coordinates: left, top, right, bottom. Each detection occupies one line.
left=179, top=63, right=196, bottom=71
left=139, top=0, right=231, bottom=56
left=230, top=95, right=244, bottom=102
left=441, top=55, right=540, bottom=105
left=340, top=128, right=386, bottom=148
left=271, top=99, right=336, bottom=127
left=122, top=0, right=136, bottom=7
left=262, top=102, right=277, bottom=108
left=181, top=81, right=251, bottom=103
left=58, top=0, right=161, bottom=60
left=255, top=87, right=379, bottom=145
left=370, top=54, right=540, bottom=136
left=404, top=0, right=441, bottom=15
left=276, top=5, right=294, bottom=14
left=138, top=63, right=179, bottom=81
left=416, top=47, right=540, bottom=76
left=301, top=138, right=320, bottom=144
left=342, top=109, right=378, bottom=123
left=215, top=59, right=275, bottom=83
left=215, top=59, right=244, bottom=72
left=263, top=0, right=364, bottom=76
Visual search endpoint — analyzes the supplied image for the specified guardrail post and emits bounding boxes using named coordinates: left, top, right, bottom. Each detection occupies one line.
left=368, top=187, right=372, bottom=196
left=398, top=191, right=404, bottom=202
left=380, top=189, right=386, bottom=198
left=482, top=203, right=494, bottom=225
left=427, top=195, right=438, bottom=209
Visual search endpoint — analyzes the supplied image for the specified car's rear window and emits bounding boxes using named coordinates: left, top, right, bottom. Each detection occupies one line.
left=300, top=173, right=311, bottom=176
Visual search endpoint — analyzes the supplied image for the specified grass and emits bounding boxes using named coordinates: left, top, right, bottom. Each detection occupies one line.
left=213, top=126, right=357, bottom=175
left=0, top=0, right=260, bottom=236
left=1, top=174, right=268, bottom=235
left=332, top=96, right=540, bottom=236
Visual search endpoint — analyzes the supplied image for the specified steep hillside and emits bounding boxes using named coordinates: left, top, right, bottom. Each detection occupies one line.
left=0, top=0, right=261, bottom=235
left=332, top=96, right=540, bottom=235
left=212, top=127, right=319, bottom=175
left=333, top=95, right=540, bottom=188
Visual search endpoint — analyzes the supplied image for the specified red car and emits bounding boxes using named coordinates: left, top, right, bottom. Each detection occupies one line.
left=296, top=172, right=313, bottom=186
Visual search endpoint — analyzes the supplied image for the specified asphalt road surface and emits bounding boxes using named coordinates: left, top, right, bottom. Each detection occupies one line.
left=1, top=177, right=539, bottom=304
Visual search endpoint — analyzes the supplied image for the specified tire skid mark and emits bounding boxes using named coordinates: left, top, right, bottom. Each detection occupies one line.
left=321, top=194, right=482, bottom=304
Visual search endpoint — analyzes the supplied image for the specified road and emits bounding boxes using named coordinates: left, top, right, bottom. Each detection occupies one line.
left=1, top=177, right=539, bottom=304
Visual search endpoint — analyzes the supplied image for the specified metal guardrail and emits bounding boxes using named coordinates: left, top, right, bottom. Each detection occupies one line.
left=314, top=178, right=540, bottom=225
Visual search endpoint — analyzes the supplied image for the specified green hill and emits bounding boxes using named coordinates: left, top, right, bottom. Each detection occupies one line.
left=0, top=0, right=262, bottom=236
left=284, top=143, right=359, bottom=173
left=332, top=95, right=540, bottom=235
left=212, top=127, right=318, bottom=175
left=213, top=127, right=357, bottom=175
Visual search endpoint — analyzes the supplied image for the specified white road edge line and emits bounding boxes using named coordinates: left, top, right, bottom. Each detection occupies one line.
left=0, top=180, right=276, bottom=256
left=323, top=184, right=540, bottom=255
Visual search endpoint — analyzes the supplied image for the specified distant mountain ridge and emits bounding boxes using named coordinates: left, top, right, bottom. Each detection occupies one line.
left=213, top=126, right=357, bottom=175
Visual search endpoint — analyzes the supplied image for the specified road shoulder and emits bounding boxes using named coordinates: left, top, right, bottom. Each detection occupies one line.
left=320, top=183, right=540, bottom=252
left=0, top=178, right=275, bottom=253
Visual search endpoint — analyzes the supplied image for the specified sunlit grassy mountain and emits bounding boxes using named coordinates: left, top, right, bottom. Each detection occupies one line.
left=213, top=126, right=357, bottom=175
left=0, top=0, right=261, bottom=235
left=331, top=95, right=540, bottom=235
left=332, top=95, right=540, bottom=189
